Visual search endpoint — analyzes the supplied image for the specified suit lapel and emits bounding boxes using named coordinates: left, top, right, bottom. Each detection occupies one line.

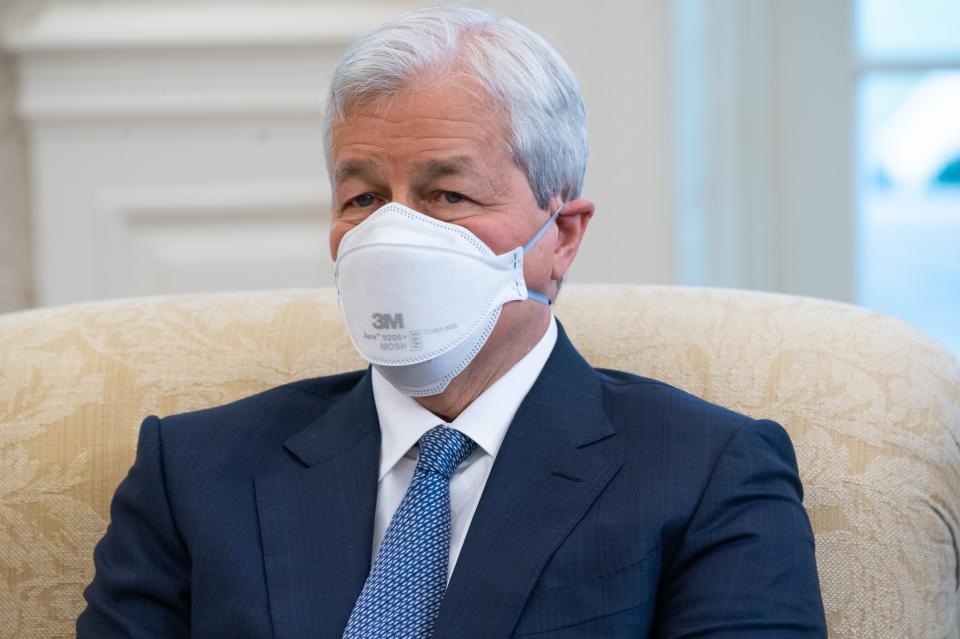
left=255, top=370, right=380, bottom=639
left=433, top=323, right=622, bottom=638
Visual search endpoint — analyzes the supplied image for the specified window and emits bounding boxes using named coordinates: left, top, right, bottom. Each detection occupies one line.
left=855, top=0, right=960, bottom=355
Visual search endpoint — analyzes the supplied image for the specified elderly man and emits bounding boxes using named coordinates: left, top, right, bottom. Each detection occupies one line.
left=78, top=6, right=826, bottom=638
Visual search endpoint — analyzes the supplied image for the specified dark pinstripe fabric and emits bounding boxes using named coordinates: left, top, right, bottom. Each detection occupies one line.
left=78, top=322, right=826, bottom=638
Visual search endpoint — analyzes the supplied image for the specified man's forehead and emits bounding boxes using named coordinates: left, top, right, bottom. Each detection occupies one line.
left=334, top=158, right=384, bottom=183
left=333, top=155, right=485, bottom=183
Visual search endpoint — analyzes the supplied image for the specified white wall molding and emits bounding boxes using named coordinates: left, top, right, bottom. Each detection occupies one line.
left=2, top=3, right=410, bottom=52
left=10, top=37, right=349, bottom=124
left=98, top=182, right=331, bottom=224
left=3, top=2, right=409, bottom=306
left=18, top=92, right=327, bottom=123
left=95, top=182, right=332, bottom=300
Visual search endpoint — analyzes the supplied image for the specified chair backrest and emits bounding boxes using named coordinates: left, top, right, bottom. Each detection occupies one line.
left=1, top=285, right=958, bottom=638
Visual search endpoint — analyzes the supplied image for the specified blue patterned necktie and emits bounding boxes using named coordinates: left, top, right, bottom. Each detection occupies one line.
left=343, top=425, right=477, bottom=639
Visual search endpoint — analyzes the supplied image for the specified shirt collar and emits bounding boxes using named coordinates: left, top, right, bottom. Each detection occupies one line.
left=372, top=314, right=558, bottom=481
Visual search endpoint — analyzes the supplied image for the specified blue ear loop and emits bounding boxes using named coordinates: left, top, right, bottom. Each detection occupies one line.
left=521, top=203, right=564, bottom=306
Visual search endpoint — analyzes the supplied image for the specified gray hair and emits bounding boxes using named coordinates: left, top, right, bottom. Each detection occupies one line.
left=322, top=5, right=588, bottom=210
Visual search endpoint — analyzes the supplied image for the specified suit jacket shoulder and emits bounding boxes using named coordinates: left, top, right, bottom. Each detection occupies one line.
left=158, top=370, right=368, bottom=476
left=595, top=366, right=793, bottom=482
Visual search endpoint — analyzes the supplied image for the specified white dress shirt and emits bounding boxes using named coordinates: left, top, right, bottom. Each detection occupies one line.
left=370, top=314, right=558, bottom=579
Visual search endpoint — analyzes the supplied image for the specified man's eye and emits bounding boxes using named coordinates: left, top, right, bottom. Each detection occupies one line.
left=351, top=193, right=375, bottom=207
left=443, top=191, right=464, bottom=204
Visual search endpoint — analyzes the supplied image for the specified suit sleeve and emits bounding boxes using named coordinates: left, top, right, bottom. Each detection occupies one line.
left=76, top=415, right=191, bottom=638
left=653, top=419, right=827, bottom=638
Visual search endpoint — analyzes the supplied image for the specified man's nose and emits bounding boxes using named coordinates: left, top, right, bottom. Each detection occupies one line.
left=387, top=187, right=418, bottom=211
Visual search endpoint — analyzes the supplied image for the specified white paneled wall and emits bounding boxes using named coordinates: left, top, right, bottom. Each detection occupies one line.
left=4, top=0, right=678, bottom=307
left=1, top=0, right=862, bottom=309
left=6, top=3, right=410, bottom=306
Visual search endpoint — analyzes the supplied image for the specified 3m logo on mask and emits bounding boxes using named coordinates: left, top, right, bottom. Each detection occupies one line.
left=372, top=313, right=404, bottom=330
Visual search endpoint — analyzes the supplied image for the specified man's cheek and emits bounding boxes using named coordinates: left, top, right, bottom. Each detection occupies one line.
left=329, top=223, right=354, bottom=260
left=329, top=232, right=344, bottom=261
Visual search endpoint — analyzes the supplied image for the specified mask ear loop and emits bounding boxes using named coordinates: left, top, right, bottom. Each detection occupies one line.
left=523, top=203, right=564, bottom=253
left=522, top=203, right=565, bottom=305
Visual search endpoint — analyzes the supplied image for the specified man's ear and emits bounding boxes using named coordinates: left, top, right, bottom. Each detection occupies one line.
left=551, top=197, right=594, bottom=283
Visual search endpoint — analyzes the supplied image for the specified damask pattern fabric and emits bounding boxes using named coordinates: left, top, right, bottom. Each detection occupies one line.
left=0, top=285, right=958, bottom=638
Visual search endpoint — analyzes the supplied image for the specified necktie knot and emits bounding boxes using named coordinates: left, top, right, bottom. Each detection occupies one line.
left=416, top=426, right=476, bottom=479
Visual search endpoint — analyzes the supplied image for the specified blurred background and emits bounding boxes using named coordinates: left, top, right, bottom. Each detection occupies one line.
left=0, top=0, right=957, bottom=356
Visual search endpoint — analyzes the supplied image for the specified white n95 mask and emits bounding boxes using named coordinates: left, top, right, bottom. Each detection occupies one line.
left=333, top=201, right=562, bottom=397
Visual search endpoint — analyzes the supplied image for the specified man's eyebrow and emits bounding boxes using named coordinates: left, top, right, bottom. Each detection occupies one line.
left=334, top=159, right=385, bottom=183
left=412, top=156, right=482, bottom=181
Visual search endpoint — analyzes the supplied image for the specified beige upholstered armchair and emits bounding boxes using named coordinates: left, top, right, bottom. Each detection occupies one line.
left=1, top=285, right=958, bottom=638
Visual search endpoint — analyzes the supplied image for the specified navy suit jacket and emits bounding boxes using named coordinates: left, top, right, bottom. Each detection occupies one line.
left=78, top=323, right=826, bottom=637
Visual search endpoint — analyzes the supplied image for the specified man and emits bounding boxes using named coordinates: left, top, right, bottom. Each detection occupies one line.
left=78, top=6, right=826, bottom=638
